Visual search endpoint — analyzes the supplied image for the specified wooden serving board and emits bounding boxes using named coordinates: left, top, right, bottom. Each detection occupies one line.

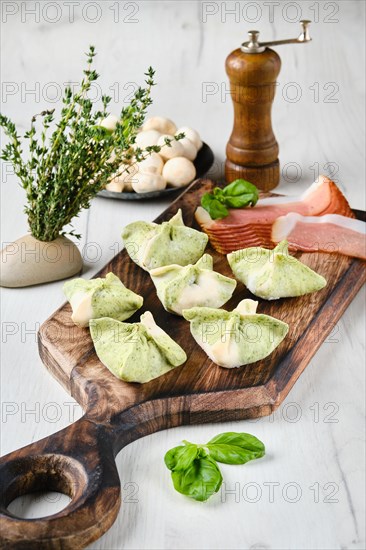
left=1, top=179, right=365, bottom=549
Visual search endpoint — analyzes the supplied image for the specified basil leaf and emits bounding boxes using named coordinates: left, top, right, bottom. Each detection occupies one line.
left=201, top=179, right=258, bottom=219
left=222, top=179, right=258, bottom=198
left=223, top=179, right=258, bottom=208
left=164, top=444, right=198, bottom=471
left=201, top=193, right=229, bottom=220
left=224, top=193, right=257, bottom=208
left=207, top=432, right=265, bottom=465
left=171, top=456, right=223, bottom=501
left=207, top=444, right=264, bottom=465
left=207, top=432, right=264, bottom=449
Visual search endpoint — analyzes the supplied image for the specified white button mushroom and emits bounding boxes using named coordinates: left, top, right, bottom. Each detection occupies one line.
left=176, top=127, right=203, bottom=150
left=107, top=163, right=139, bottom=192
left=135, top=130, right=161, bottom=149
left=138, top=152, right=164, bottom=175
left=100, top=114, right=119, bottom=132
left=178, top=137, right=198, bottom=161
left=107, top=150, right=117, bottom=164
left=143, top=116, right=177, bottom=135
left=162, top=157, right=196, bottom=188
left=106, top=179, right=124, bottom=193
left=157, top=134, right=184, bottom=160
left=121, top=163, right=139, bottom=191
left=132, top=172, right=167, bottom=193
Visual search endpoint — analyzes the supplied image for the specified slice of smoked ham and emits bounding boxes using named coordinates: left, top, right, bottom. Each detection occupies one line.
left=195, top=176, right=355, bottom=254
left=272, top=213, right=366, bottom=260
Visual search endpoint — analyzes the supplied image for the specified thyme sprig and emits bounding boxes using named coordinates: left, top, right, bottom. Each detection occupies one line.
left=0, top=46, right=180, bottom=242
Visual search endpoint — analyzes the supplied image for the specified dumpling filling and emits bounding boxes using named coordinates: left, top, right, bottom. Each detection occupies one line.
left=63, top=272, right=143, bottom=327
left=183, top=299, right=288, bottom=368
left=150, top=254, right=236, bottom=315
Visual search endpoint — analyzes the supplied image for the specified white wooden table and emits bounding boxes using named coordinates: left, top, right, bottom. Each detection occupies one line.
left=1, top=2, right=365, bottom=548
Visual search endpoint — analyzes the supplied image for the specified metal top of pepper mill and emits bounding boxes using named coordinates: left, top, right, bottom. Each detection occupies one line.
left=241, top=20, right=312, bottom=53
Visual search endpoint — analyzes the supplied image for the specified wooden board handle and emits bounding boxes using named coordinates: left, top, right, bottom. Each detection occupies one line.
left=0, top=416, right=121, bottom=549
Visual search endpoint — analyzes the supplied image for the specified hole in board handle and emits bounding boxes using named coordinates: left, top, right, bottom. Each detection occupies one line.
left=4, top=454, right=88, bottom=520
left=7, top=492, right=72, bottom=519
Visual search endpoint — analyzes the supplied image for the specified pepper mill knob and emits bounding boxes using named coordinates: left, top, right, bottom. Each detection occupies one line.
left=225, top=22, right=312, bottom=190
left=298, top=20, right=311, bottom=42
left=245, top=31, right=265, bottom=53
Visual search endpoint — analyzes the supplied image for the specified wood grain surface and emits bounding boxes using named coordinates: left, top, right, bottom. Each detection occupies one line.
left=1, top=178, right=365, bottom=549
left=1, top=4, right=365, bottom=549
left=37, top=177, right=366, bottom=423
left=225, top=48, right=281, bottom=190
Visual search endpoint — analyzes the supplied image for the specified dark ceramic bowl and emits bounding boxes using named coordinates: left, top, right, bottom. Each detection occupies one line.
left=97, top=142, right=214, bottom=200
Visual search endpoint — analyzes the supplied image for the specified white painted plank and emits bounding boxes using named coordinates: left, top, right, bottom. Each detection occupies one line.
left=1, top=2, right=364, bottom=549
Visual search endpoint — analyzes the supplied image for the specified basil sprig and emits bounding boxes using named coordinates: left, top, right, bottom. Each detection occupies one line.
left=201, top=179, right=259, bottom=220
left=164, top=432, right=265, bottom=501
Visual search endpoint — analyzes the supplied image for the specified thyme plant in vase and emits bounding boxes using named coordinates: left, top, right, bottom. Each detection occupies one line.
left=0, top=46, right=181, bottom=287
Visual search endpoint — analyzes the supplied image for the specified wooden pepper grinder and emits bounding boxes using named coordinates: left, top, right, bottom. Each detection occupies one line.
left=225, top=20, right=312, bottom=191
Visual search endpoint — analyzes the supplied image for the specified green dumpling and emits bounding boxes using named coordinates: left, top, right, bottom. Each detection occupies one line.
left=122, top=209, right=208, bottom=272
left=150, top=254, right=236, bottom=316
left=63, top=272, right=143, bottom=327
left=90, top=311, right=187, bottom=383
left=227, top=240, right=327, bottom=300
left=183, top=299, right=288, bottom=368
